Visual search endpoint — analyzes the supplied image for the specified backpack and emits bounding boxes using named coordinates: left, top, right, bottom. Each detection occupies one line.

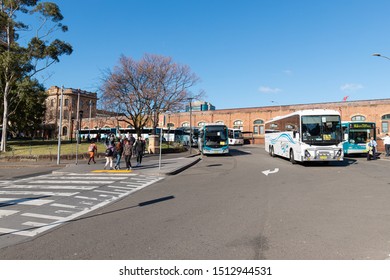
left=105, top=147, right=113, bottom=156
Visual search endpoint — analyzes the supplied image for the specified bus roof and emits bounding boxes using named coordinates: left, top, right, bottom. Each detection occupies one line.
left=200, top=123, right=227, bottom=127
left=265, top=109, right=341, bottom=123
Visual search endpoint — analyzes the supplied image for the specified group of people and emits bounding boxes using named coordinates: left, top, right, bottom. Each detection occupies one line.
left=366, top=134, right=390, bottom=160
left=87, top=134, right=146, bottom=170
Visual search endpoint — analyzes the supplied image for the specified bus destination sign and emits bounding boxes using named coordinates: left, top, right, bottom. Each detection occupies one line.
left=349, top=123, right=375, bottom=129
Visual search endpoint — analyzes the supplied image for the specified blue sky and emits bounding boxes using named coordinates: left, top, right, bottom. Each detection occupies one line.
left=28, top=0, right=390, bottom=109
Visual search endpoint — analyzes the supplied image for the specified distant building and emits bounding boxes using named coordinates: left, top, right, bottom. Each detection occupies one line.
left=185, top=101, right=215, bottom=112
left=43, top=86, right=98, bottom=140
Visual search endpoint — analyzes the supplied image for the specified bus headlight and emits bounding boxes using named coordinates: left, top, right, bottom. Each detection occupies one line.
left=334, top=149, right=342, bottom=158
left=305, top=150, right=311, bottom=158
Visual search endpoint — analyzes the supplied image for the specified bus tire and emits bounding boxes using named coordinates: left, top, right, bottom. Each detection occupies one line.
left=270, top=146, right=275, bottom=157
left=289, top=149, right=296, bottom=164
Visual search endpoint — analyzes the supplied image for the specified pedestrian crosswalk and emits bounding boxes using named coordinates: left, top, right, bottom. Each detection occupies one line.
left=0, top=172, right=162, bottom=240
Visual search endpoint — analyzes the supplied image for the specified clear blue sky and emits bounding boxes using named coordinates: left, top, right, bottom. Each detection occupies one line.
left=34, top=0, right=390, bottom=109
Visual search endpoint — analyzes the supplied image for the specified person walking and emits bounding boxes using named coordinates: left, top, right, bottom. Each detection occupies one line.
left=123, top=139, right=133, bottom=170
left=114, top=141, right=123, bottom=170
left=134, top=135, right=145, bottom=167
left=383, top=133, right=390, bottom=157
left=104, top=144, right=115, bottom=170
left=367, top=136, right=378, bottom=160
left=87, top=141, right=97, bottom=165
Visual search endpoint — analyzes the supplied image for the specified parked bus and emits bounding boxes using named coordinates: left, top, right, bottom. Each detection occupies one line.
left=228, top=128, right=244, bottom=145
left=198, top=123, right=229, bottom=155
left=342, top=121, right=376, bottom=155
left=174, top=127, right=199, bottom=147
left=265, top=109, right=343, bottom=163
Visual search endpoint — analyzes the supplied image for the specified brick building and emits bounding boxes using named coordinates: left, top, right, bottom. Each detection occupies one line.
left=43, top=86, right=98, bottom=140
left=163, top=98, right=390, bottom=144
left=45, top=86, right=390, bottom=146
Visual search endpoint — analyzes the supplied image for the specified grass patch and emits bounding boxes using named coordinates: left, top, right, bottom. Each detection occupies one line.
left=1, top=140, right=188, bottom=157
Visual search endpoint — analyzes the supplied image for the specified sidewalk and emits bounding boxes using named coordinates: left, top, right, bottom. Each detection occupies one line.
left=0, top=151, right=202, bottom=179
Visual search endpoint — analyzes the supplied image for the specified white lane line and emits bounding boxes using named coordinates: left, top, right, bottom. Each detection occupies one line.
left=75, top=196, right=98, bottom=201
left=62, top=173, right=137, bottom=177
left=55, top=210, right=74, bottom=215
left=94, top=190, right=124, bottom=195
left=0, top=227, right=35, bottom=237
left=28, top=180, right=114, bottom=184
left=4, top=185, right=98, bottom=190
left=0, top=210, right=19, bottom=218
left=107, top=186, right=137, bottom=190
left=23, top=221, right=48, bottom=227
left=0, top=191, right=78, bottom=197
left=22, top=213, right=64, bottom=220
left=50, top=203, right=78, bottom=209
left=48, top=176, right=130, bottom=180
left=0, top=198, right=53, bottom=206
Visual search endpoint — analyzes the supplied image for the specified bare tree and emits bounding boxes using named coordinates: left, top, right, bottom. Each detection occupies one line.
left=100, top=54, right=203, bottom=136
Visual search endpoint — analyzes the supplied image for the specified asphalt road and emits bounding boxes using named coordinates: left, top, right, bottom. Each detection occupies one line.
left=0, top=145, right=390, bottom=260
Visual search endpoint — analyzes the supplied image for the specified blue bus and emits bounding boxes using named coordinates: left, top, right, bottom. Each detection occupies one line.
left=342, top=121, right=376, bottom=155
left=198, top=123, right=229, bottom=155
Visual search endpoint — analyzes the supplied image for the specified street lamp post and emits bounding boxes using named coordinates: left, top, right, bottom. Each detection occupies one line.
left=372, top=53, right=390, bottom=60
left=89, top=100, right=92, bottom=141
left=187, top=97, right=194, bottom=154
left=56, top=86, right=64, bottom=165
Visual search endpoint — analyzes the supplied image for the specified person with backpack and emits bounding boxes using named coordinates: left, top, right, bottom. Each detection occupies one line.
left=87, top=141, right=97, bottom=165
left=114, top=141, right=124, bottom=170
left=104, top=144, right=115, bottom=170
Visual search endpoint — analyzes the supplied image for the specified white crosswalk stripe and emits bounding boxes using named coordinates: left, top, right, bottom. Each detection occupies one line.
left=0, top=172, right=162, bottom=242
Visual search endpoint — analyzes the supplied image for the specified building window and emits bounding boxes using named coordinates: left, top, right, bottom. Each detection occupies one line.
left=215, top=120, right=224, bottom=124
left=381, top=114, right=390, bottom=133
left=167, top=123, right=175, bottom=128
left=382, top=122, right=388, bottom=133
left=351, top=115, right=366, bottom=121
left=182, top=122, right=189, bottom=127
left=198, top=121, right=206, bottom=127
left=64, top=99, right=69, bottom=107
left=253, top=119, right=264, bottom=134
left=62, top=126, right=68, bottom=136
left=233, top=120, right=243, bottom=130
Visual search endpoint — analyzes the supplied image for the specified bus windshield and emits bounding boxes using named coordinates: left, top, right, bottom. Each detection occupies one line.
left=301, top=115, right=342, bottom=145
left=233, top=130, right=243, bottom=139
left=205, top=126, right=228, bottom=147
left=346, top=123, right=375, bottom=144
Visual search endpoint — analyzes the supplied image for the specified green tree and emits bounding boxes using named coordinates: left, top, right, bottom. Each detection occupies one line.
left=0, top=1, right=72, bottom=151
left=7, top=77, right=47, bottom=137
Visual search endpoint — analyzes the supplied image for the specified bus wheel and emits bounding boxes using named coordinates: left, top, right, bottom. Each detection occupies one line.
left=289, top=149, right=296, bottom=164
left=270, top=146, right=275, bottom=157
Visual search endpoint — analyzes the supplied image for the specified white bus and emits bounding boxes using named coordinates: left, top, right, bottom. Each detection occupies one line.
left=265, top=109, right=344, bottom=163
left=228, top=128, right=244, bottom=145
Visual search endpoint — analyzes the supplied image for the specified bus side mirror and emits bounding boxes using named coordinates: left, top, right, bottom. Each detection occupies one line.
left=293, top=130, right=299, bottom=139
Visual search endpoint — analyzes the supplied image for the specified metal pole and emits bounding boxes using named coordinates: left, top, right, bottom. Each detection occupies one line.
left=89, top=100, right=92, bottom=140
left=57, top=86, right=64, bottom=165
left=189, top=99, right=193, bottom=154
left=159, top=126, right=163, bottom=170
left=75, top=89, right=80, bottom=165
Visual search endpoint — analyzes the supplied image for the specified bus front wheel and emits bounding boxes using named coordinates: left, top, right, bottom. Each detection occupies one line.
left=289, top=149, right=296, bottom=164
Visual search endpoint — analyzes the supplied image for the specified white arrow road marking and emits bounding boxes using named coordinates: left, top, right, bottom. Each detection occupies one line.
left=262, top=168, right=280, bottom=176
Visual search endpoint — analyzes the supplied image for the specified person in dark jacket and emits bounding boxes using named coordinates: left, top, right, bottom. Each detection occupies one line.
left=114, top=141, right=124, bottom=170
left=134, top=136, right=146, bottom=167
left=122, top=138, right=133, bottom=170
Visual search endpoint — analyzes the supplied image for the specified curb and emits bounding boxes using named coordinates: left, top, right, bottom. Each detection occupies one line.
left=164, top=157, right=202, bottom=175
